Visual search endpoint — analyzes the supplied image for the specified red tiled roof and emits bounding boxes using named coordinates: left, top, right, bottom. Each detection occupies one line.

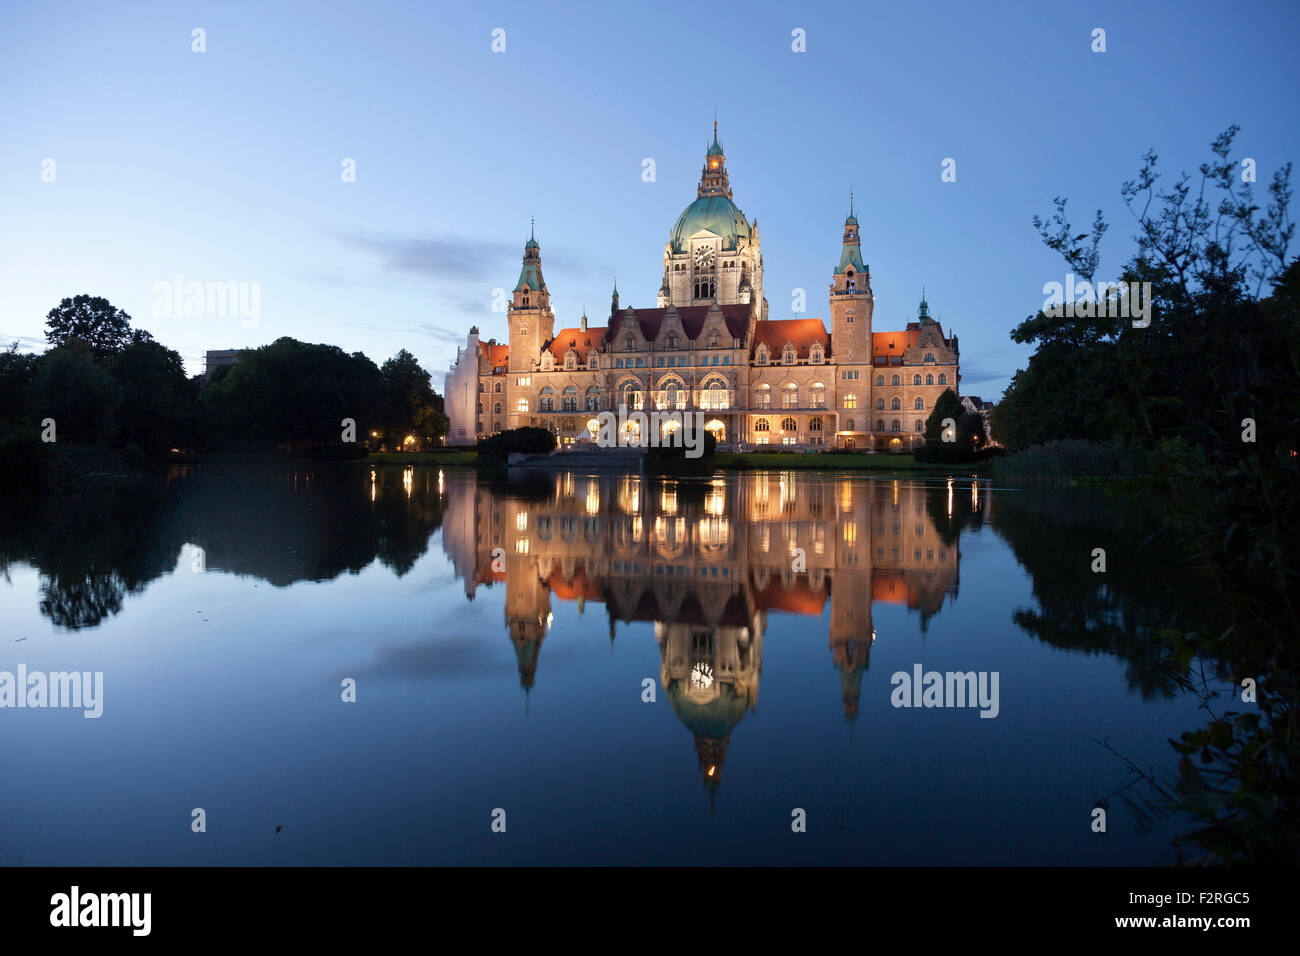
left=872, top=569, right=919, bottom=608
left=546, top=565, right=604, bottom=601
left=752, top=573, right=829, bottom=615
left=609, top=304, right=750, bottom=344
left=545, top=327, right=607, bottom=361
left=872, top=330, right=912, bottom=354
left=753, top=318, right=830, bottom=359
left=479, top=341, right=509, bottom=371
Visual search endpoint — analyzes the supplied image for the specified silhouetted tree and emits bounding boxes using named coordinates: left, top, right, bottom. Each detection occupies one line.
left=44, top=294, right=133, bottom=358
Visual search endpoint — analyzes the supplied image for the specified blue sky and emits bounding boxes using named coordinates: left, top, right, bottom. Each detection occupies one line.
left=2, top=0, right=1297, bottom=397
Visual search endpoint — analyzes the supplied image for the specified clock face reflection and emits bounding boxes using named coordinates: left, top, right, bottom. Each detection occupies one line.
left=690, top=662, right=714, bottom=690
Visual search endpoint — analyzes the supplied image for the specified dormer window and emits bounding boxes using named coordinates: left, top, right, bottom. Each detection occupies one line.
left=757, top=347, right=768, bottom=365
left=783, top=347, right=796, bottom=365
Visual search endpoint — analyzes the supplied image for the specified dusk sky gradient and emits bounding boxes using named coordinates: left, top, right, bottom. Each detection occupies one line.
left=2, top=0, right=1297, bottom=397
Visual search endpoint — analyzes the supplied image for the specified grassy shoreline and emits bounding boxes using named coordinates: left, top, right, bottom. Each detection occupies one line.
left=360, top=450, right=983, bottom=473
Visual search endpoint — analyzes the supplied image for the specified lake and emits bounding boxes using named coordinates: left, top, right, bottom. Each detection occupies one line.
left=0, top=461, right=1212, bottom=865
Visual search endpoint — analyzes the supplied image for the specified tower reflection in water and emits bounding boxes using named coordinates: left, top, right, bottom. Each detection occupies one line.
left=442, top=471, right=970, bottom=794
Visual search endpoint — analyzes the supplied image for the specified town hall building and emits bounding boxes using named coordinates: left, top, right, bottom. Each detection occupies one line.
left=445, top=125, right=960, bottom=451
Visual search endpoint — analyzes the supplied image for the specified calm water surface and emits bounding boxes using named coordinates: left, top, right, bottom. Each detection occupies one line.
left=0, top=462, right=1208, bottom=865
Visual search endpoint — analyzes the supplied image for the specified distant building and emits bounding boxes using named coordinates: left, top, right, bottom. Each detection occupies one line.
left=203, top=349, right=241, bottom=381
left=445, top=125, right=963, bottom=450
left=960, top=394, right=994, bottom=442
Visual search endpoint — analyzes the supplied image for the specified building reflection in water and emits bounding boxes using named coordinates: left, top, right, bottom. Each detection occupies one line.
left=442, top=471, right=973, bottom=794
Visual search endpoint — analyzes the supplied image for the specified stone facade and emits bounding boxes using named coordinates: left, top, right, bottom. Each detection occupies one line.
left=446, top=126, right=960, bottom=451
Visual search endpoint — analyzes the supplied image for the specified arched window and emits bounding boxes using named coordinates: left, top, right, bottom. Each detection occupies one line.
left=938, top=374, right=947, bottom=385
left=588, top=354, right=598, bottom=369
left=876, top=419, right=884, bottom=431
left=891, top=397, right=901, bottom=410
left=494, top=403, right=502, bottom=414
left=809, top=417, right=823, bottom=431
left=925, top=353, right=935, bottom=362
left=843, top=394, right=857, bottom=409
left=891, top=374, right=900, bottom=386
left=925, top=374, right=934, bottom=385
left=494, top=382, right=502, bottom=393
left=702, top=377, right=728, bottom=410
left=754, top=418, right=770, bottom=431
left=754, top=383, right=771, bottom=408
left=913, top=374, right=921, bottom=385
left=892, top=420, right=900, bottom=432
left=875, top=374, right=884, bottom=386
left=565, top=352, right=576, bottom=370
left=783, top=347, right=796, bottom=365
left=516, top=398, right=529, bottom=413
left=624, top=336, right=635, bottom=351
left=619, top=381, right=643, bottom=410
left=781, top=417, right=797, bottom=432
left=539, top=386, right=554, bottom=411
left=756, top=346, right=769, bottom=365
left=478, top=382, right=485, bottom=393
left=845, top=418, right=855, bottom=431
left=810, top=382, right=825, bottom=408
left=875, top=398, right=885, bottom=410
left=563, top=386, right=578, bottom=411
left=782, top=383, right=798, bottom=408
left=914, top=419, right=923, bottom=432
left=586, top=386, right=601, bottom=410
left=810, top=345, right=823, bottom=363
left=914, top=397, right=924, bottom=410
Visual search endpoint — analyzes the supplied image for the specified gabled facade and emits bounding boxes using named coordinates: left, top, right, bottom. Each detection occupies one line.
left=446, top=126, right=961, bottom=451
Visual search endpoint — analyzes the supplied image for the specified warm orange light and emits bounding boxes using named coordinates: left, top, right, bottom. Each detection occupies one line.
left=404, top=434, right=416, bottom=444
left=710, top=159, right=718, bottom=168
left=707, top=766, right=716, bottom=777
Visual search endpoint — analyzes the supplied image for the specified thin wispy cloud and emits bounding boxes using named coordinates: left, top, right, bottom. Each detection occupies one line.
left=340, top=233, right=513, bottom=282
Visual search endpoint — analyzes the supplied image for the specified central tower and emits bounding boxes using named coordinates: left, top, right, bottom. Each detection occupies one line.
left=660, top=123, right=765, bottom=318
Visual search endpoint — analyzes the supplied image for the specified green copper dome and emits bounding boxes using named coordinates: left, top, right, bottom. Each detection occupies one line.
left=670, top=195, right=751, bottom=252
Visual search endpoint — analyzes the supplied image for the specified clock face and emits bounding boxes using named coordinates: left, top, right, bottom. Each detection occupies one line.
left=694, top=246, right=715, bottom=268
left=690, top=662, right=714, bottom=690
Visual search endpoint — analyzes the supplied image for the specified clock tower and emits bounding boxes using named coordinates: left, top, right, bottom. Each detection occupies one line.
left=662, top=122, right=765, bottom=315
left=507, top=223, right=553, bottom=426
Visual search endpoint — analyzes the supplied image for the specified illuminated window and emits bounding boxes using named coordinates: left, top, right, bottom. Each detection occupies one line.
left=843, top=394, right=857, bottom=409
left=516, top=398, right=528, bottom=412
